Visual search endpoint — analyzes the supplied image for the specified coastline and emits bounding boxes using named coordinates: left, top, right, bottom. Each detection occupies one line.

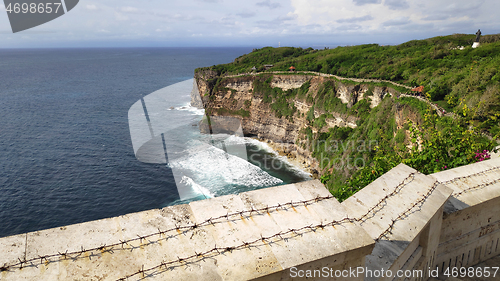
left=257, top=138, right=319, bottom=179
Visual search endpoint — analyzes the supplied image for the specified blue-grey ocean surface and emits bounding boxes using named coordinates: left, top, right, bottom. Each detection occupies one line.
left=0, top=48, right=310, bottom=238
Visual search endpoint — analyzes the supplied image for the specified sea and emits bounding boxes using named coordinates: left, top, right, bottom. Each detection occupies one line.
left=0, top=48, right=311, bottom=238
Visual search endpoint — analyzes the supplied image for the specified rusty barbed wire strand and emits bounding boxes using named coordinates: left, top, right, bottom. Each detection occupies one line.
left=357, top=172, right=416, bottom=222
left=0, top=194, right=333, bottom=273
left=122, top=164, right=500, bottom=281
left=453, top=178, right=500, bottom=197
left=376, top=181, right=440, bottom=241
left=119, top=176, right=445, bottom=281
left=440, top=166, right=500, bottom=185
left=115, top=172, right=426, bottom=280
left=0, top=172, right=418, bottom=274
left=2, top=166, right=500, bottom=279
left=378, top=165, right=500, bottom=241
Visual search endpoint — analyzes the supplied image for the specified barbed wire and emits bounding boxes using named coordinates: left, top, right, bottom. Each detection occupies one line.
left=453, top=178, right=500, bottom=197
left=357, top=172, right=416, bottom=222
left=0, top=171, right=418, bottom=275
left=2, top=166, right=499, bottom=280
left=117, top=174, right=437, bottom=281
left=439, top=165, right=500, bottom=185
left=377, top=180, right=440, bottom=240
left=115, top=164, right=500, bottom=280
left=0, top=195, right=335, bottom=273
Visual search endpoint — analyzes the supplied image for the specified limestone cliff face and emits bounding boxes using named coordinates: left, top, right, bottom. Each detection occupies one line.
left=190, top=79, right=203, bottom=109
left=191, top=69, right=218, bottom=109
left=192, top=73, right=397, bottom=176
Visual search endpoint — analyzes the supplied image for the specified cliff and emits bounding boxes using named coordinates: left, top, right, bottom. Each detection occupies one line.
left=192, top=72, right=400, bottom=177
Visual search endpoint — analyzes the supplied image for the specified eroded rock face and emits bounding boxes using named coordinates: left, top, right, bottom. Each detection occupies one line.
left=192, top=73, right=397, bottom=176
left=190, top=79, right=203, bottom=109
left=191, top=69, right=218, bottom=109
left=270, top=75, right=309, bottom=91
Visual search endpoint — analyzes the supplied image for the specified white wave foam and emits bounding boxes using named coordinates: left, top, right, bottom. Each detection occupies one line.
left=168, top=142, right=283, bottom=197
left=221, top=135, right=312, bottom=179
left=170, top=102, right=205, bottom=116
left=180, top=176, right=214, bottom=199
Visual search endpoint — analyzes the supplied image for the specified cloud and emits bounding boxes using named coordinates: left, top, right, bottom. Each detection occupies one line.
left=422, top=14, right=451, bottom=21
left=337, top=24, right=363, bottom=31
left=384, top=0, right=410, bottom=10
left=255, top=14, right=297, bottom=28
left=2, top=0, right=499, bottom=48
left=337, top=15, right=373, bottom=23
left=114, top=12, right=129, bottom=21
left=353, top=0, right=382, bottom=6
left=200, top=16, right=240, bottom=27
left=383, top=17, right=411, bottom=26
left=256, top=0, right=281, bottom=9
left=121, top=7, right=138, bottom=13
left=443, top=1, right=484, bottom=14
left=237, top=12, right=256, bottom=18
left=420, top=1, right=486, bottom=21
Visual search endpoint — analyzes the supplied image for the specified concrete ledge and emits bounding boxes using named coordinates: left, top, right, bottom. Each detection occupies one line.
left=3, top=159, right=500, bottom=280
left=432, top=158, right=500, bottom=275
left=0, top=180, right=375, bottom=281
left=431, top=157, right=500, bottom=212
left=343, top=164, right=453, bottom=281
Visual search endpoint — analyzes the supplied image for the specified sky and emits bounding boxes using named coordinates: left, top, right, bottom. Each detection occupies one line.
left=1, top=0, right=499, bottom=48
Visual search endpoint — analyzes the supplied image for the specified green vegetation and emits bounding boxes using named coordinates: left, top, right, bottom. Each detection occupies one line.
left=197, top=33, right=500, bottom=202
left=213, top=108, right=250, bottom=118
left=320, top=102, right=497, bottom=202
left=252, top=75, right=299, bottom=119
left=198, top=33, right=500, bottom=133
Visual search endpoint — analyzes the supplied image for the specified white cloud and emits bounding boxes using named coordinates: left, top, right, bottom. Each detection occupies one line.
left=353, top=0, right=381, bottom=5
left=121, top=7, right=138, bottom=13
left=114, top=12, right=129, bottom=21
left=1, top=0, right=499, bottom=48
left=383, top=17, right=411, bottom=26
left=384, top=0, right=410, bottom=10
left=289, top=0, right=500, bottom=37
left=337, top=15, right=373, bottom=23
left=256, top=0, right=281, bottom=9
left=195, top=0, right=222, bottom=2
left=237, top=12, right=256, bottom=18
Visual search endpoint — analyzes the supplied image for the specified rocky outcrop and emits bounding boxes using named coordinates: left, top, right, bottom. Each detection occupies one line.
left=270, top=75, right=309, bottom=90
left=190, top=79, right=203, bottom=109
left=191, top=69, right=218, bottom=109
left=192, top=73, right=401, bottom=177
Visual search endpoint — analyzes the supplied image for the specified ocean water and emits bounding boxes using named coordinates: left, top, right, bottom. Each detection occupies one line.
left=0, top=48, right=310, bottom=238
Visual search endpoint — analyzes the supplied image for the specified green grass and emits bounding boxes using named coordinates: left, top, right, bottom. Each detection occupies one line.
left=197, top=33, right=500, bottom=202
left=197, top=33, right=500, bottom=124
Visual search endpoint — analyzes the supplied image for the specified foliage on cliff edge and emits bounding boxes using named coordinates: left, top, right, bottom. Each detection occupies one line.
left=196, top=33, right=500, bottom=201
left=197, top=33, right=500, bottom=135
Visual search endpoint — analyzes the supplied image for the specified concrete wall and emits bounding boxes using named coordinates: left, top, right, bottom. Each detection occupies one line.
left=431, top=157, right=500, bottom=276
left=1, top=159, right=500, bottom=281
left=343, top=164, right=452, bottom=281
